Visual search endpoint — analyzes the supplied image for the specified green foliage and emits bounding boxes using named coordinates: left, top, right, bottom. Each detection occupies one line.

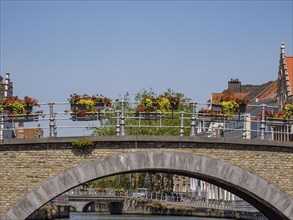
left=72, top=138, right=94, bottom=150
left=89, top=173, right=147, bottom=191
left=92, top=90, right=192, bottom=137
left=284, top=102, right=293, bottom=118
left=90, top=90, right=191, bottom=190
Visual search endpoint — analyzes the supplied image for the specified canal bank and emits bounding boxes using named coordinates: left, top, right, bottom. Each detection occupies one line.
left=27, top=198, right=267, bottom=220
left=122, top=198, right=267, bottom=220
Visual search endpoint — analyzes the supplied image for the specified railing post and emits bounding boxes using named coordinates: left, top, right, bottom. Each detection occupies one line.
left=190, top=102, right=197, bottom=136
left=49, top=102, right=56, bottom=137
left=0, top=112, right=4, bottom=140
left=242, top=114, right=247, bottom=139
left=260, top=104, right=267, bottom=140
left=120, top=100, right=126, bottom=136
left=115, top=110, right=120, bottom=136
left=180, top=111, right=184, bottom=136
left=159, top=112, right=162, bottom=127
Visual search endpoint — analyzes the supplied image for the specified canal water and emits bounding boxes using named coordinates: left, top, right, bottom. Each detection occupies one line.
left=65, top=213, right=234, bottom=220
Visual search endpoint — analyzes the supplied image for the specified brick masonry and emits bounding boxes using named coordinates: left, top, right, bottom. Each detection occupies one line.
left=0, top=136, right=292, bottom=218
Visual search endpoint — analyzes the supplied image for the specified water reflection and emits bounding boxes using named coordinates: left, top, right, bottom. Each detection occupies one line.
left=67, top=212, right=232, bottom=220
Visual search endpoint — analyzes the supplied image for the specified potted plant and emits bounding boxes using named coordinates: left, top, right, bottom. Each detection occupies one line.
left=162, top=89, right=183, bottom=110
left=215, top=96, right=249, bottom=115
left=284, top=102, right=293, bottom=119
left=3, top=96, right=40, bottom=122
left=69, top=93, right=112, bottom=121
left=262, top=103, right=293, bottom=126
left=135, top=95, right=161, bottom=120
left=135, top=89, right=186, bottom=119
left=235, top=97, right=250, bottom=113
left=198, top=108, right=223, bottom=122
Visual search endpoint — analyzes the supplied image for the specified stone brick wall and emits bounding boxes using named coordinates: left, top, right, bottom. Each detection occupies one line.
left=0, top=137, right=292, bottom=216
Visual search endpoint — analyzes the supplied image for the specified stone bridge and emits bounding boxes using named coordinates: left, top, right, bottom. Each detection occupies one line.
left=0, top=136, right=292, bottom=219
left=68, top=195, right=125, bottom=212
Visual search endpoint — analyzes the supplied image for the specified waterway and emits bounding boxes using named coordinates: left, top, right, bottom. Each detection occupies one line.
left=65, top=213, right=234, bottom=220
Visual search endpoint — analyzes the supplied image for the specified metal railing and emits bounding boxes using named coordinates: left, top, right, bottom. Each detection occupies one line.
left=0, top=101, right=292, bottom=141
left=56, top=187, right=259, bottom=212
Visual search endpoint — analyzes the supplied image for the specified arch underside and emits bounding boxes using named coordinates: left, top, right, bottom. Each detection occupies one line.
left=1, top=151, right=292, bottom=220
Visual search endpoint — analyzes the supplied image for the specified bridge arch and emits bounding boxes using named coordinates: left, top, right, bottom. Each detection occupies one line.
left=1, top=151, right=292, bottom=220
left=82, top=202, right=94, bottom=212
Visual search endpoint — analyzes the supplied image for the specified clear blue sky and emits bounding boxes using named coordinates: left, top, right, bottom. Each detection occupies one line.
left=1, top=0, right=292, bottom=103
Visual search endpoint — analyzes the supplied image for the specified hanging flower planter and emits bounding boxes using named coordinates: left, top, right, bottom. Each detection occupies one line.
left=135, top=112, right=163, bottom=120
left=171, top=102, right=179, bottom=110
left=134, top=89, right=184, bottom=120
left=238, top=104, right=247, bottom=113
left=6, top=114, right=39, bottom=122
left=214, top=96, right=250, bottom=116
left=198, top=108, right=224, bottom=122
left=211, top=104, right=223, bottom=112
left=3, top=96, right=40, bottom=122
left=70, top=104, right=100, bottom=121
left=71, top=113, right=98, bottom=122
left=197, top=113, right=224, bottom=122
left=69, top=94, right=111, bottom=121
left=163, top=89, right=183, bottom=111
left=95, top=102, right=105, bottom=110
left=266, top=117, right=293, bottom=126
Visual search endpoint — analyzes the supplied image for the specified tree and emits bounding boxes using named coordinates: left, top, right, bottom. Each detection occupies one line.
left=90, top=89, right=193, bottom=193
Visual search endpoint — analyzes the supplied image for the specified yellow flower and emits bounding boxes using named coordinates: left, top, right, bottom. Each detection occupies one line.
left=77, top=99, right=95, bottom=112
left=284, top=103, right=293, bottom=118
left=221, top=100, right=239, bottom=116
left=158, top=97, right=171, bottom=114
left=145, top=98, right=153, bottom=110
left=11, top=101, right=26, bottom=114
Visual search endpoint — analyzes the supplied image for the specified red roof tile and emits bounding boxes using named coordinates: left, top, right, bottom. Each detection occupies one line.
left=285, top=56, right=293, bottom=95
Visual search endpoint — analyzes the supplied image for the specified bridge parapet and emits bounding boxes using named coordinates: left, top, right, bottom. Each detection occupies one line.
left=0, top=137, right=292, bottom=219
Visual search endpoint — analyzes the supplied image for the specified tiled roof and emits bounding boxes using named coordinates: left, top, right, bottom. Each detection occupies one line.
left=246, top=80, right=276, bottom=102
left=212, top=80, right=277, bottom=104
left=285, top=56, right=293, bottom=95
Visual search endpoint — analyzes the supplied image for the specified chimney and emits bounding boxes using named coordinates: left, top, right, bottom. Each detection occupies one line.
left=4, top=73, right=10, bottom=98
left=228, top=78, right=241, bottom=93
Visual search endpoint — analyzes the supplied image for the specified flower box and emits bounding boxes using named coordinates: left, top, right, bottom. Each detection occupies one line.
left=135, top=112, right=164, bottom=120
left=70, top=104, right=100, bottom=121
left=197, top=114, right=224, bottom=122
left=266, top=117, right=293, bottom=126
left=70, top=103, right=105, bottom=112
left=6, top=114, right=39, bottom=122
left=71, top=113, right=98, bottom=121
left=69, top=94, right=111, bottom=121
left=238, top=104, right=247, bottom=113
left=211, top=104, right=223, bottom=112
left=95, top=102, right=105, bottom=110
left=171, top=102, right=179, bottom=110
left=4, top=106, right=39, bottom=122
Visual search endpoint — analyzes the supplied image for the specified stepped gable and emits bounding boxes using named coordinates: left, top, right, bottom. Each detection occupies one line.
left=285, top=56, right=293, bottom=95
